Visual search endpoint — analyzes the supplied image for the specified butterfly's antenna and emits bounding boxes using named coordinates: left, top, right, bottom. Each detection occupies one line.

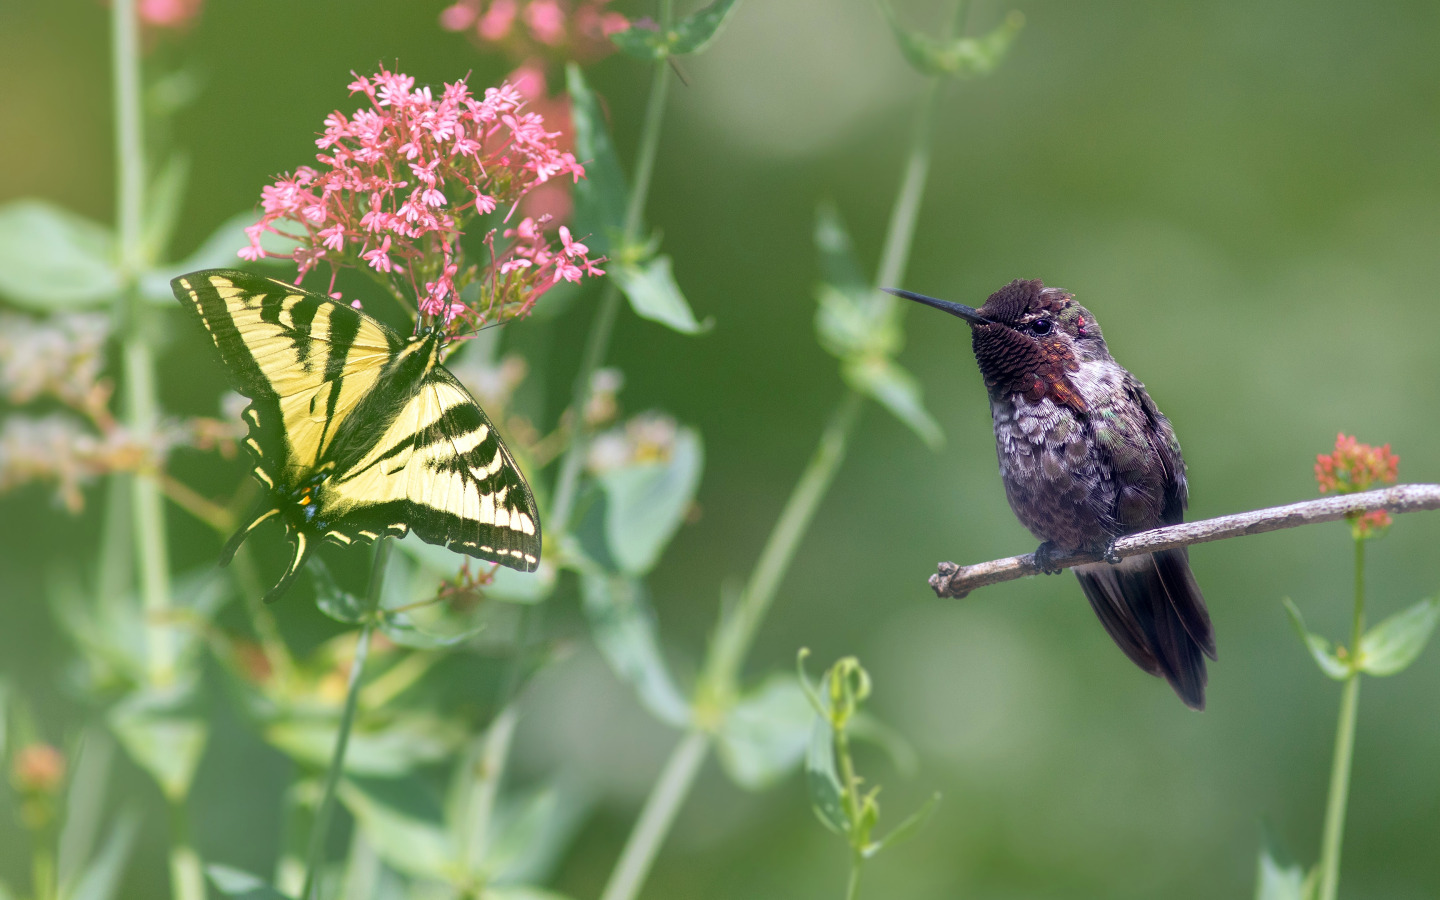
left=448, top=318, right=512, bottom=341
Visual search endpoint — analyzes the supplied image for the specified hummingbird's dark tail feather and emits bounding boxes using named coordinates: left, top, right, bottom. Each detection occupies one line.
left=1074, top=549, right=1214, bottom=710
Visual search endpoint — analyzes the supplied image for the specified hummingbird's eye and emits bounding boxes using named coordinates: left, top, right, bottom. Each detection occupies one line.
left=1030, top=318, right=1053, bottom=336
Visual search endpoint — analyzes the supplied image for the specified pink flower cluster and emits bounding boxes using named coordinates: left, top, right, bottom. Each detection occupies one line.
left=440, top=0, right=628, bottom=62
left=1315, top=433, right=1400, bottom=539
left=239, top=67, right=603, bottom=328
left=1315, top=433, right=1399, bottom=494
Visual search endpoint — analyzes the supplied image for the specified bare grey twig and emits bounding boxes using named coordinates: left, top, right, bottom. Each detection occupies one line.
left=929, top=484, right=1440, bottom=598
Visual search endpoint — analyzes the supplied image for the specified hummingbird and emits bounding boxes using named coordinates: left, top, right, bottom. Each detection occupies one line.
left=886, top=279, right=1215, bottom=709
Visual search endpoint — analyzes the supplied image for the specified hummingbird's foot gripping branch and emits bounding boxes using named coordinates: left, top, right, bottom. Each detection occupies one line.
left=1032, top=541, right=1064, bottom=574
left=929, top=484, right=1440, bottom=599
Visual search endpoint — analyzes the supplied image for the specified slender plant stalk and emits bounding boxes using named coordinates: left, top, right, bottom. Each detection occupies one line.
left=599, top=730, right=709, bottom=900
left=33, top=840, right=56, bottom=900
left=600, top=6, right=965, bottom=895
left=550, top=27, right=674, bottom=533
left=460, top=3, right=681, bottom=877
left=835, top=719, right=864, bottom=900
left=703, top=392, right=864, bottom=693
left=1317, top=538, right=1366, bottom=900
left=300, top=538, right=392, bottom=900
left=168, top=804, right=205, bottom=900
left=459, top=704, right=520, bottom=878
left=111, top=0, right=175, bottom=687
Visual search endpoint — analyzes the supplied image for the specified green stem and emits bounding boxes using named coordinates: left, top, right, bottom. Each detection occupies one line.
left=599, top=730, right=709, bottom=900
left=1317, top=539, right=1365, bottom=900
left=458, top=704, right=520, bottom=883
left=845, top=857, right=862, bottom=900
left=600, top=5, right=961, bottom=892
left=551, top=42, right=674, bottom=535
left=299, top=539, right=392, bottom=900
left=112, top=0, right=175, bottom=687
left=33, top=841, right=56, bottom=900
left=168, top=802, right=204, bottom=900
left=835, top=715, right=865, bottom=900
left=703, top=391, right=864, bottom=694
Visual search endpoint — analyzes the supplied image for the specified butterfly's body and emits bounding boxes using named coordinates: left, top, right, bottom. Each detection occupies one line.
left=174, top=270, right=540, bottom=603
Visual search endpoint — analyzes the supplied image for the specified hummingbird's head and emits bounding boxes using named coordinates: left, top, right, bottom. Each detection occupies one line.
left=884, top=279, right=1109, bottom=410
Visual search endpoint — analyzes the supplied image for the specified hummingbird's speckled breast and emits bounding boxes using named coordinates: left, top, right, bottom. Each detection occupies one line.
left=990, top=360, right=1128, bottom=550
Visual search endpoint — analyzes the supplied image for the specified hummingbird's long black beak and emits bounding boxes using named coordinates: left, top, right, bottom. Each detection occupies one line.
left=882, top=288, right=994, bottom=326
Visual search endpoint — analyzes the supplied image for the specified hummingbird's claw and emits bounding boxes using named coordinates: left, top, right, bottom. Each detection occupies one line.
left=1033, top=541, right=1064, bottom=575
left=1102, top=541, right=1123, bottom=565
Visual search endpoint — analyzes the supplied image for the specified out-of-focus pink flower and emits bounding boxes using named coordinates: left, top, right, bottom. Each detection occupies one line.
left=239, top=67, right=602, bottom=331
left=1315, top=433, right=1399, bottom=494
left=440, top=0, right=629, bottom=63
left=11, top=744, right=66, bottom=795
left=1315, top=433, right=1400, bottom=540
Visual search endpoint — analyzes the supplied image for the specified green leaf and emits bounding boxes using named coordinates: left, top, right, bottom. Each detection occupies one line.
left=140, top=211, right=298, bottom=304
left=813, top=202, right=868, bottom=295
left=610, top=25, right=671, bottom=61
left=805, top=715, right=849, bottom=835
left=566, top=65, right=629, bottom=255
left=610, top=255, right=710, bottom=334
left=609, top=0, right=741, bottom=59
left=141, top=153, right=191, bottom=266
left=579, top=572, right=691, bottom=727
left=62, top=810, right=140, bottom=900
left=671, top=0, right=743, bottom=55
left=844, top=356, right=944, bottom=449
left=265, top=712, right=464, bottom=777
left=107, top=683, right=209, bottom=801
left=485, top=888, right=579, bottom=900
left=716, top=674, right=813, bottom=790
left=0, top=200, right=120, bottom=309
left=486, top=782, right=592, bottom=886
left=206, top=864, right=294, bottom=899
left=310, top=558, right=367, bottom=625
left=865, top=793, right=940, bottom=858
left=598, top=426, right=703, bottom=575
left=1281, top=598, right=1350, bottom=680
left=0, top=678, right=9, bottom=758
left=1358, top=596, right=1440, bottom=677
left=879, top=4, right=1025, bottom=78
left=1253, top=842, right=1308, bottom=900
left=338, top=777, right=452, bottom=881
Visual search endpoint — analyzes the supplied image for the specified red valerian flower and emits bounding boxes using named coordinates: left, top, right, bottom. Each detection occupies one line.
left=239, top=67, right=602, bottom=333
left=1315, top=433, right=1400, bottom=540
left=440, top=0, right=628, bottom=63
left=1315, top=433, right=1399, bottom=494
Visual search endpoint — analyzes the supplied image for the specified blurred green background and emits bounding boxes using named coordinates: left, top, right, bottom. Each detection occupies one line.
left=3, top=0, right=1440, bottom=897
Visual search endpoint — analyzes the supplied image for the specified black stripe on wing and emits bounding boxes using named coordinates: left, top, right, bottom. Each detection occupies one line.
left=407, top=370, right=541, bottom=571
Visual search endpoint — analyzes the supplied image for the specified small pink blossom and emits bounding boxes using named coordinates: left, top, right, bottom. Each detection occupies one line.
left=440, top=0, right=629, bottom=63
left=240, top=67, right=602, bottom=330
left=137, top=0, right=202, bottom=33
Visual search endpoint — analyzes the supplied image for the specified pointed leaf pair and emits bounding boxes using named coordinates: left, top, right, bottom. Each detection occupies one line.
left=813, top=203, right=943, bottom=448
left=0, top=200, right=120, bottom=309
left=879, top=3, right=1025, bottom=78
left=1253, top=833, right=1316, bottom=900
left=107, top=681, right=209, bottom=801
left=580, top=572, right=691, bottom=727
left=596, top=426, right=704, bottom=575
left=139, top=211, right=299, bottom=304
left=715, top=674, right=812, bottom=790
left=611, top=0, right=742, bottom=59
left=567, top=65, right=707, bottom=335
left=1358, top=596, right=1440, bottom=676
left=1281, top=599, right=1350, bottom=680
left=206, top=865, right=294, bottom=899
